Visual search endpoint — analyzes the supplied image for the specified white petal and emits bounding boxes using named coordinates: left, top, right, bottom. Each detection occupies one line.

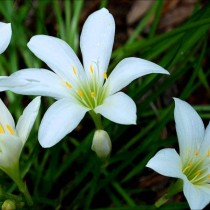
left=146, top=148, right=184, bottom=179
left=107, top=57, right=169, bottom=95
left=27, top=35, right=85, bottom=85
left=16, top=97, right=41, bottom=145
left=183, top=179, right=210, bottom=209
left=38, top=99, right=89, bottom=148
left=0, top=76, right=28, bottom=91
left=8, top=68, right=71, bottom=99
left=0, top=22, right=12, bottom=54
left=174, top=98, right=205, bottom=164
left=0, top=134, right=22, bottom=168
left=94, top=92, right=136, bottom=125
left=200, top=122, right=210, bottom=155
left=0, top=99, right=15, bottom=134
left=80, top=8, right=115, bottom=83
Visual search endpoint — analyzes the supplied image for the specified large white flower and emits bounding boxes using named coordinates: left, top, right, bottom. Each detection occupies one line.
left=0, top=8, right=169, bottom=148
left=0, top=97, right=40, bottom=180
left=0, top=22, right=12, bottom=54
left=147, top=98, right=210, bottom=210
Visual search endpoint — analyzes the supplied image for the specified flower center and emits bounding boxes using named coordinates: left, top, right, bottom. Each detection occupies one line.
left=65, top=65, right=108, bottom=109
left=182, top=148, right=210, bottom=185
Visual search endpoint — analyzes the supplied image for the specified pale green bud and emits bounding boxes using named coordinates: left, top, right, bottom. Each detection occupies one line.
left=91, top=130, right=112, bottom=158
left=2, top=200, right=16, bottom=210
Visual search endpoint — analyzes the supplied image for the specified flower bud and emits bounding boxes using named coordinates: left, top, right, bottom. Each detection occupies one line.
left=2, top=199, right=16, bottom=210
left=91, top=130, right=112, bottom=158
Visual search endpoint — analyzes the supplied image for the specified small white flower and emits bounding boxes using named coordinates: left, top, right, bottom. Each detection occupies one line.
left=0, top=97, right=40, bottom=179
left=0, top=22, right=12, bottom=54
left=92, top=130, right=112, bottom=158
left=0, top=8, right=169, bottom=148
left=147, top=98, right=210, bottom=210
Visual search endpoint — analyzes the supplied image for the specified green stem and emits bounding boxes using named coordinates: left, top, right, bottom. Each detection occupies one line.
left=5, top=163, right=33, bottom=206
left=89, top=111, right=103, bottom=129
left=155, top=179, right=183, bottom=208
left=15, top=177, right=33, bottom=206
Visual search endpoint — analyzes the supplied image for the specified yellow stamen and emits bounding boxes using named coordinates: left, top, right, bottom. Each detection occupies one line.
left=183, top=162, right=192, bottom=173
left=91, top=92, right=95, bottom=98
left=72, top=66, right=77, bottom=75
left=66, top=81, right=72, bottom=89
left=78, top=90, right=83, bottom=97
left=0, top=125, right=5, bottom=134
left=208, top=174, right=210, bottom=179
left=207, top=150, right=210, bottom=157
left=6, top=124, right=15, bottom=135
left=90, top=65, right=94, bottom=74
left=195, top=149, right=199, bottom=157
left=197, top=170, right=201, bottom=177
left=103, top=71, right=107, bottom=79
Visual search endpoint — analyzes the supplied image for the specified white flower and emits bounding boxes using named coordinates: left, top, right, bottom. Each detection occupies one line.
left=147, top=98, right=210, bottom=210
left=0, top=97, right=40, bottom=179
left=0, top=22, right=12, bottom=54
left=0, top=8, right=169, bottom=148
left=91, top=130, right=112, bottom=158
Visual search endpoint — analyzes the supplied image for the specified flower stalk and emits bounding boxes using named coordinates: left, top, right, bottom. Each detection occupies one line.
left=155, top=180, right=183, bottom=208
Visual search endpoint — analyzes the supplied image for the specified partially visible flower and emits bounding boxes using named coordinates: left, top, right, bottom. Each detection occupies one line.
left=147, top=98, right=210, bottom=210
left=0, top=22, right=12, bottom=54
left=0, top=97, right=40, bottom=182
left=92, top=130, right=112, bottom=158
left=0, top=8, right=169, bottom=148
left=2, top=199, right=16, bottom=210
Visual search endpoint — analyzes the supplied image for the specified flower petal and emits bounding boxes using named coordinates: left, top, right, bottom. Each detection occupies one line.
left=107, top=57, right=169, bottom=95
left=183, top=179, right=210, bottom=209
left=0, top=76, right=29, bottom=92
left=80, top=8, right=115, bottom=83
left=146, top=148, right=184, bottom=179
left=94, top=92, right=136, bottom=125
left=27, top=35, right=85, bottom=85
left=16, top=97, right=41, bottom=145
left=0, top=134, right=22, bottom=168
left=7, top=69, right=71, bottom=99
left=174, top=98, right=205, bottom=164
left=38, top=99, right=89, bottom=148
left=0, top=22, right=12, bottom=54
left=200, top=122, right=210, bottom=156
left=0, top=99, right=15, bottom=134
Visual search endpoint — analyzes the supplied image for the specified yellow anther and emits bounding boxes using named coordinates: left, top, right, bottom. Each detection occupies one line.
left=90, top=65, right=94, bottom=74
left=72, top=66, right=77, bottom=75
left=208, top=150, right=210, bottom=157
left=66, top=81, right=72, bottom=89
left=91, top=92, right=95, bottom=98
left=78, top=90, right=83, bottom=97
left=197, top=170, right=201, bottom=177
left=6, top=124, right=15, bottom=135
left=195, top=149, right=199, bottom=157
left=208, top=174, right=210, bottom=179
left=0, top=125, right=5, bottom=134
left=103, top=71, right=107, bottom=79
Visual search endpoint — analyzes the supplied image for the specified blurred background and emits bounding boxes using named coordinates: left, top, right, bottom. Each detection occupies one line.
left=0, top=0, right=210, bottom=209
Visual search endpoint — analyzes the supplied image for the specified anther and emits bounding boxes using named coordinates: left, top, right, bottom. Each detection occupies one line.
left=103, top=71, right=107, bottom=79
left=66, top=82, right=72, bottom=89
left=91, top=92, right=95, bottom=98
left=90, top=65, right=94, bottom=74
left=78, top=90, right=83, bottom=97
left=207, top=150, right=210, bottom=157
left=6, top=124, right=15, bottom=135
left=0, top=125, right=5, bottom=134
left=72, top=66, right=77, bottom=75
left=195, top=149, right=199, bottom=157
left=208, top=174, right=210, bottom=179
left=197, top=170, right=201, bottom=177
